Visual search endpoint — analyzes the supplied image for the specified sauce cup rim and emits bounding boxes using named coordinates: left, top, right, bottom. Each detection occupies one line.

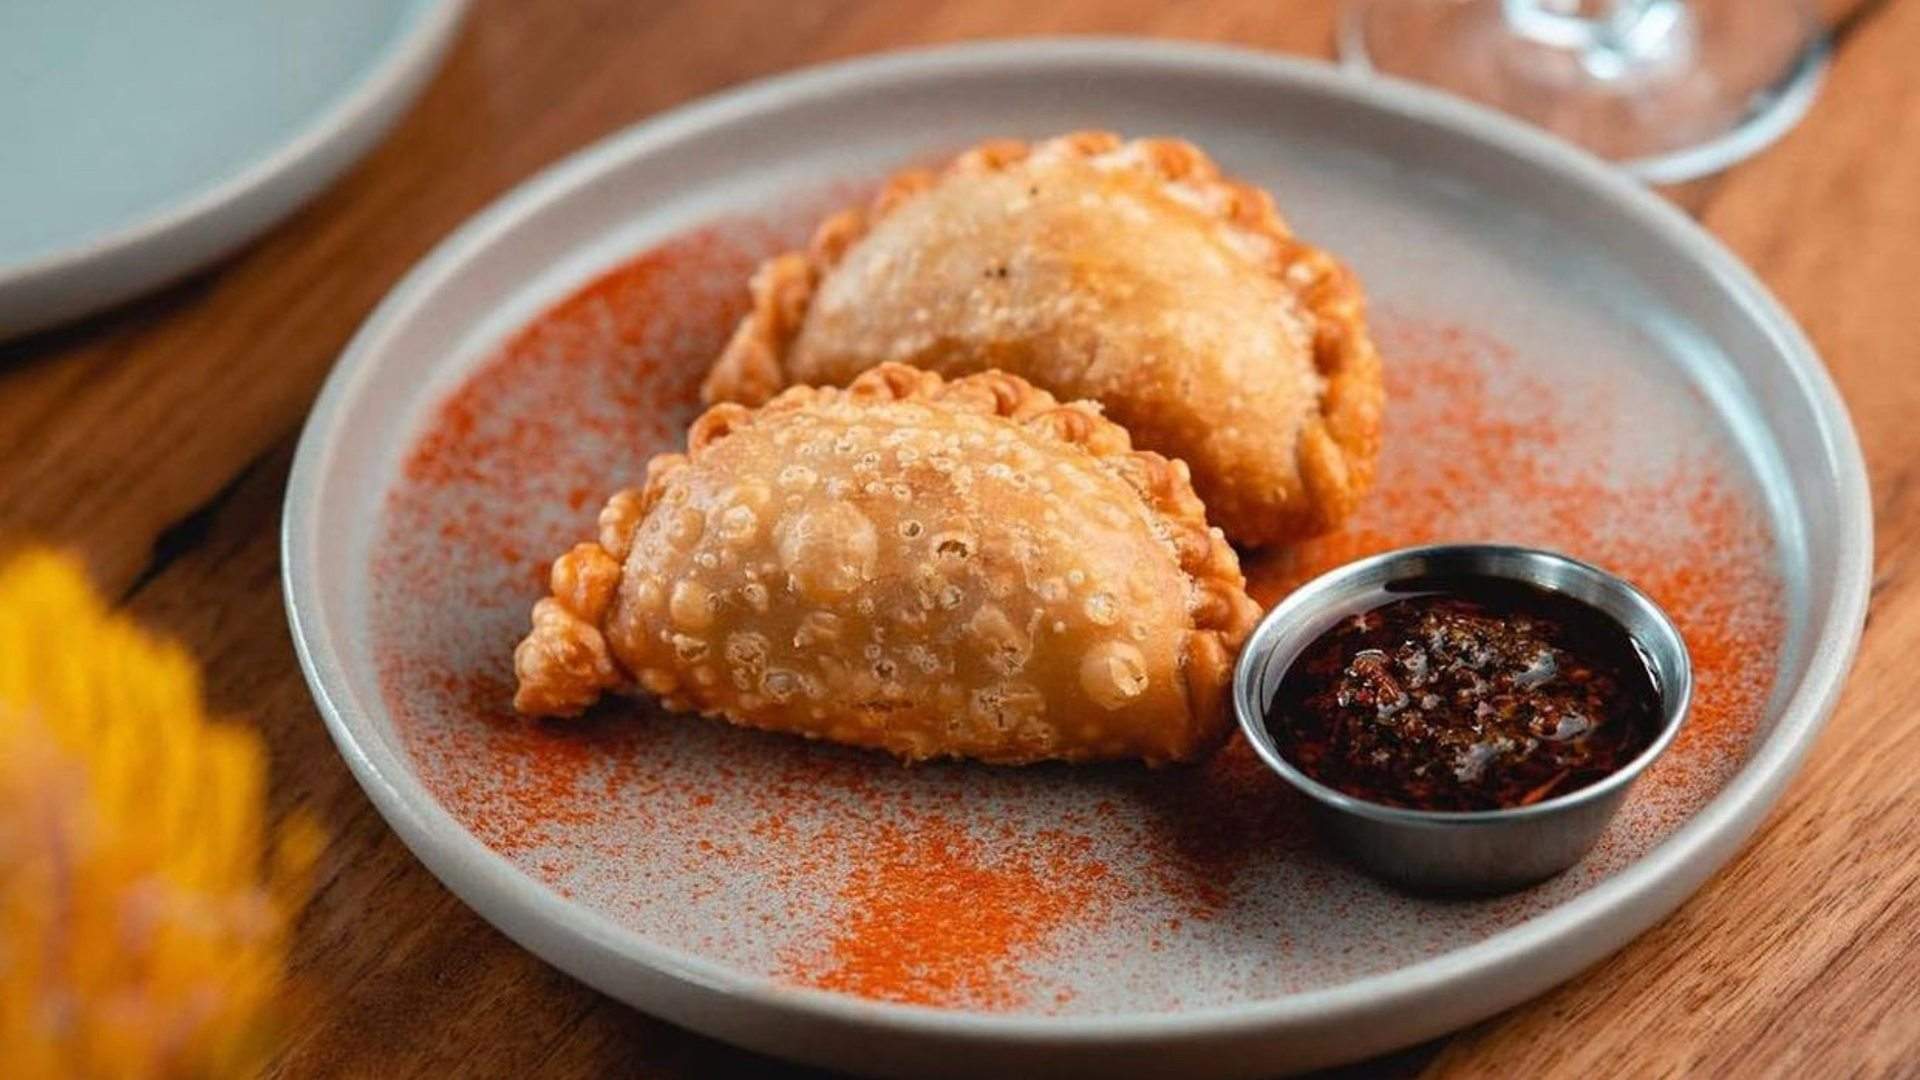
left=1231, top=543, right=1694, bottom=827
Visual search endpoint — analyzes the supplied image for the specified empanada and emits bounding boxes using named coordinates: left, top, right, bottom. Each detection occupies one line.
left=513, top=364, right=1260, bottom=764
left=701, top=131, right=1383, bottom=547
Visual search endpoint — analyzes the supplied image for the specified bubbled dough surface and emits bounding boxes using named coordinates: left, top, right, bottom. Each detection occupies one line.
left=788, top=159, right=1325, bottom=530
left=601, top=397, right=1207, bottom=763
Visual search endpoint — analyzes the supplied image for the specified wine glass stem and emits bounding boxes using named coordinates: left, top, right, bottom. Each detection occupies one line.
left=1501, top=0, right=1688, bottom=78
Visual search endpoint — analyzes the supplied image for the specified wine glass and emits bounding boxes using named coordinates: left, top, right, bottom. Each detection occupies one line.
left=1340, top=0, right=1829, bottom=183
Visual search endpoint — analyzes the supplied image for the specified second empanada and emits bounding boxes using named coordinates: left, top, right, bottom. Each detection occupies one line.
left=701, top=131, right=1384, bottom=547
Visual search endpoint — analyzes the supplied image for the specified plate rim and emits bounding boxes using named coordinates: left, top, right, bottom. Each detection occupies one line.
left=0, top=0, right=469, bottom=336
left=283, top=36, right=1872, bottom=1048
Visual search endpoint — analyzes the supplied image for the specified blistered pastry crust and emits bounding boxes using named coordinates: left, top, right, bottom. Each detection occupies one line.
left=701, top=131, right=1383, bottom=545
left=514, top=364, right=1260, bottom=765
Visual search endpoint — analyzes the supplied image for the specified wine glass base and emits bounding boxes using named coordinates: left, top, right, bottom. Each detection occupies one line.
left=1339, top=0, right=1829, bottom=184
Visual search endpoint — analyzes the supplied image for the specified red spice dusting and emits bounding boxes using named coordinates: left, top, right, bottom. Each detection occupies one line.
left=374, top=204, right=1135, bottom=1010
left=796, top=816, right=1111, bottom=1009
left=369, top=209, right=1785, bottom=1012
left=1137, top=317, right=1784, bottom=915
left=1247, top=320, right=1782, bottom=762
left=375, top=221, right=772, bottom=856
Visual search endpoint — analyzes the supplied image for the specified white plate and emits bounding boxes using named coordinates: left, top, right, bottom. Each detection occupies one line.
left=284, top=40, right=1870, bottom=1077
left=0, top=0, right=465, bottom=339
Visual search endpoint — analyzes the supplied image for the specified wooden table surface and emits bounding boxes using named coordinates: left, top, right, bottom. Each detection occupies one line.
left=4, top=1, right=1915, bottom=1075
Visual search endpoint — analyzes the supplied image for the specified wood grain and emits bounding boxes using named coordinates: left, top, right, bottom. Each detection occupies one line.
left=2, top=1, right=1914, bottom=1076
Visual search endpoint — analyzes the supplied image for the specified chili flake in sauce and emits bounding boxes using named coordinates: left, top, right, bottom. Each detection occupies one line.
left=1267, top=580, right=1661, bottom=812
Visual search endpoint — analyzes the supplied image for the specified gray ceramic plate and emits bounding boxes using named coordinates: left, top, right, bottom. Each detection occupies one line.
left=284, top=40, right=1870, bottom=1078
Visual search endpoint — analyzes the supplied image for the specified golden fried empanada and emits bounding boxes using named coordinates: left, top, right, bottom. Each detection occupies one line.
left=513, top=364, right=1260, bottom=765
left=701, top=131, right=1384, bottom=547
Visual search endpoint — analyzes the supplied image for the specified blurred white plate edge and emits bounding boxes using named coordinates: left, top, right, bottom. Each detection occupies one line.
left=0, top=0, right=467, bottom=341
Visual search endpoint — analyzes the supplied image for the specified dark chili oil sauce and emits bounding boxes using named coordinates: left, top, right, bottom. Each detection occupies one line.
left=1266, top=577, right=1663, bottom=813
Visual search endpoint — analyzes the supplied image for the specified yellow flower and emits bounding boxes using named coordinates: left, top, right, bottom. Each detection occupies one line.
left=0, top=550, right=321, bottom=1079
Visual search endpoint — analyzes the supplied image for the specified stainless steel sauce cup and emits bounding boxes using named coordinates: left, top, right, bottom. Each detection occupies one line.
left=1232, top=544, right=1693, bottom=895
